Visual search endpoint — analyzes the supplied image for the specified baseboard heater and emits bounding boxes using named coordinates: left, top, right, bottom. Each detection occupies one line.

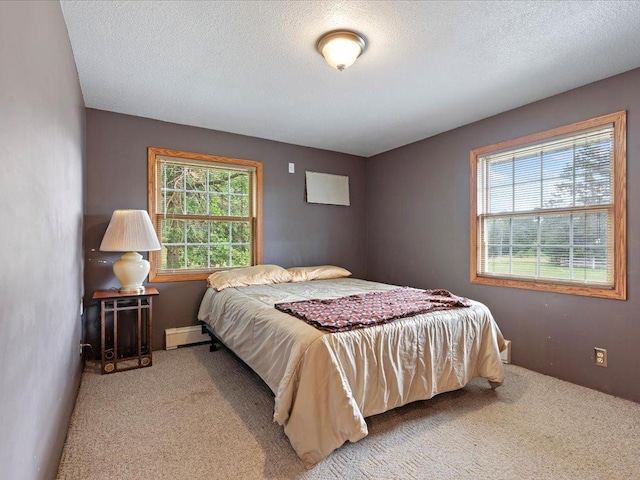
left=165, top=326, right=211, bottom=350
left=501, top=339, right=512, bottom=364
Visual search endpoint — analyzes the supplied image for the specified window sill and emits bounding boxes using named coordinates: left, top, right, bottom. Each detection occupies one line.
left=470, top=273, right=626, bottom=300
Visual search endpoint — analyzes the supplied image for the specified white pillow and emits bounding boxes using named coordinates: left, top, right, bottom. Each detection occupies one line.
left=207, top=265, right=292, bottom=291
left=287, top=265, right=352, bottom=282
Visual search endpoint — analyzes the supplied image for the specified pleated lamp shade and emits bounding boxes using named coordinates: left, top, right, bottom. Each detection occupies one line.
left=100, top=210, right=161, bottom=252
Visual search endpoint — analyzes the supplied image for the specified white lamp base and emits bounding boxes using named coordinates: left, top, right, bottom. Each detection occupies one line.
left=113, top=251, right=150, bottom=294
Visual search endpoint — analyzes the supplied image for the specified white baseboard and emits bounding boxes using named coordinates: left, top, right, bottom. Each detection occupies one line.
left=165, top=325, right=209, bottom=350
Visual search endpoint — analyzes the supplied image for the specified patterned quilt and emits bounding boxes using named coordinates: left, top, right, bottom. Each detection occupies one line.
left=274, top=287, right=471, bottom=332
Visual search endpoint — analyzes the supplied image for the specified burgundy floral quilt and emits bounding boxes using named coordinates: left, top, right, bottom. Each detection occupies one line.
left=274, top=287, right=472, bottom=333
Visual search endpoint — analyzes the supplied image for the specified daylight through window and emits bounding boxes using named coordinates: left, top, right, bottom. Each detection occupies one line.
left=148, top=148, right=263, bottom=282
left=470, top=112, right=626, bottom=299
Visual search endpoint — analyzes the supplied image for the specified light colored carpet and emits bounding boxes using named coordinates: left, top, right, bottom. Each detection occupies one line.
left=57, top=345, right=640, bottom=480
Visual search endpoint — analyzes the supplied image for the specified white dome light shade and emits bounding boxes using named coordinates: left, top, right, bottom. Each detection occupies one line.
left=317, top=31, right=366, bottom=71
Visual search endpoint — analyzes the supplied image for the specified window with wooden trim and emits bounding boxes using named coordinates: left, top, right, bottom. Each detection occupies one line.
left=148, top=147, right=263, bottom=282
left=470, top=111, right=626, bottom=299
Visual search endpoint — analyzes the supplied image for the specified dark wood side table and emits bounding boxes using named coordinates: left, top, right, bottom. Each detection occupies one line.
left=93, top=287, right=159, bottom=374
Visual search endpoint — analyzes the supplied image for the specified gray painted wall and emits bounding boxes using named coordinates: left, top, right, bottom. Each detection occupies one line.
left=84, top=109, right=366, bottom=351
left=0, top=2, right=85, bottom=478
left=367, top=67, right=640, bottom=403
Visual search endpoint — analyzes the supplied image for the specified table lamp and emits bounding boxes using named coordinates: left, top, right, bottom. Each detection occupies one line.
left=99, top=210, right=161, bottom=293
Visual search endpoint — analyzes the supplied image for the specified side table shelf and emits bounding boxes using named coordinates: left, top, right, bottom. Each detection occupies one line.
left=93, top=287, right=159, bottom=374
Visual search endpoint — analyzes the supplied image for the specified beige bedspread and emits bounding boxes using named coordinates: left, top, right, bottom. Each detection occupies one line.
left=197, top=278, right=506, bottom=465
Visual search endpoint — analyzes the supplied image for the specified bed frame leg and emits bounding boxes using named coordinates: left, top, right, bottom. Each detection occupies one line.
left=200, top=321, right=220, bottom=352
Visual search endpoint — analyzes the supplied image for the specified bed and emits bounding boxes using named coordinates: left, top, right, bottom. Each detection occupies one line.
left=197, top=276, right=506, bottom=465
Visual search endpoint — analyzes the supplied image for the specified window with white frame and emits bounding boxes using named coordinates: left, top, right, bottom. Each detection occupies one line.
left=148, top=148, right=262, bottom=282
left=470, top=112, right=626, bottom=299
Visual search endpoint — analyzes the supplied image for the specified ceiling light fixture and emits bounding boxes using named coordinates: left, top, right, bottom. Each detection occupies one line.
left=317, top=30, right=366, bottom=71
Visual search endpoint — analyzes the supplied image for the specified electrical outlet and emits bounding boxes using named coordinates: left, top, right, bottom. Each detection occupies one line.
left=594, top=347, right=607, bottom=367
left=288, top=162, right=295, bottom=174
left=79, top=343, right=93, bottom=357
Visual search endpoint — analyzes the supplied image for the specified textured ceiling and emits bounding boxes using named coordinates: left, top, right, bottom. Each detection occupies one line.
left=61, top=1, right=640, bottom=157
